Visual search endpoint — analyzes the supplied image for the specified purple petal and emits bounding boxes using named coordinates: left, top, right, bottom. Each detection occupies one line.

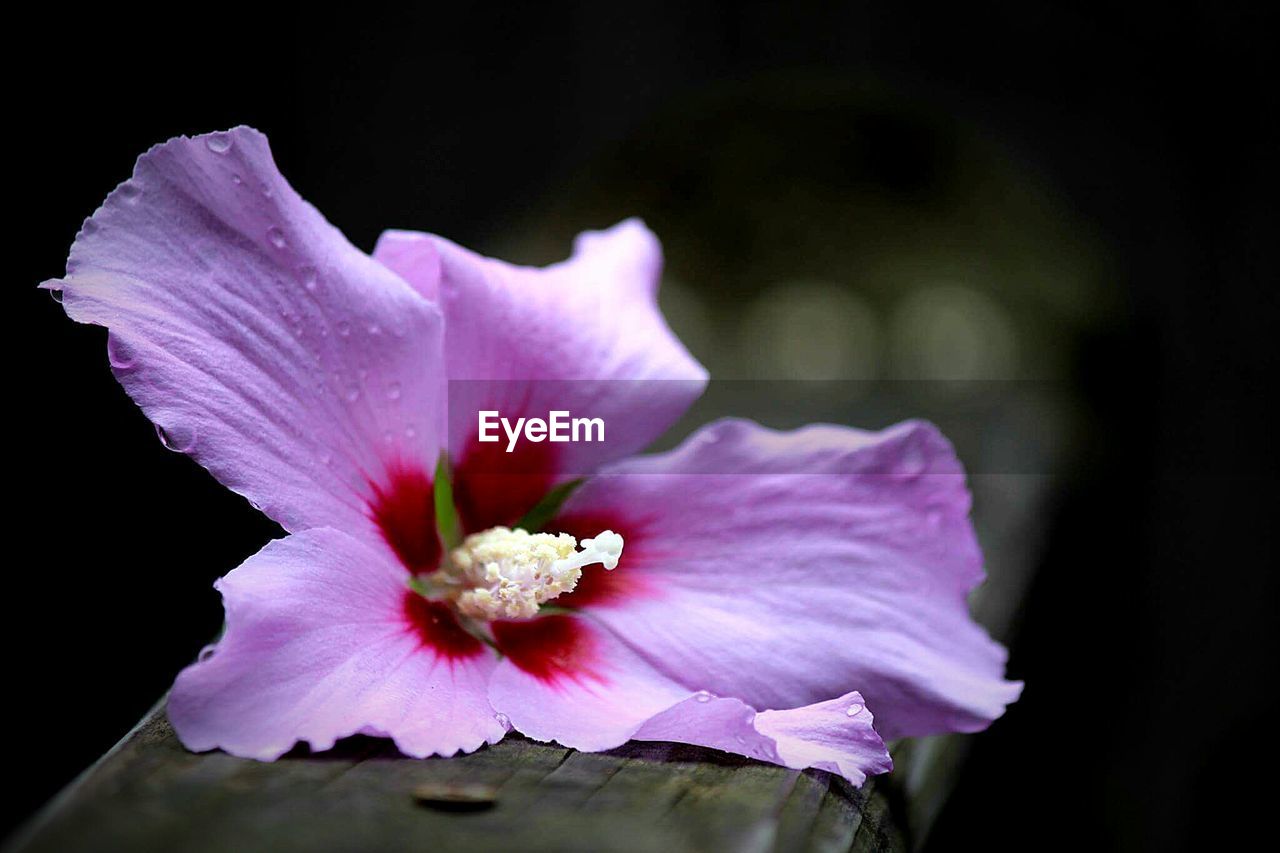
left=46, top=127, right=446, bottom=537
left=373, top=220, right=708, bottom=529
left=486, top=614, right=890, bottom=785
left=371, top=230, right=441, bottom=302
left=168, top=528, right=503, bottom=760
left=552, top=418, right=1023, bottom=740
left=638, top=692, right=893, bottom=787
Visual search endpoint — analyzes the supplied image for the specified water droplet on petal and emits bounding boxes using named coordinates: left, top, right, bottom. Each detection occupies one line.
left=197, top=644, right=218, bottom=662
left=345, top=386, right=361, bottom=403
left=117, top=182, right=142, bottom=203
left=898, top=447, right=926, bottom=478
left=107, top=335, right=136, bottom=370
left=232, top=173, right=244, bottom=186
left=494, top=713, right=510, bottom=728
left=845, top=703, right=864, bottom=717
left=205, top=134, right=232, bottom=154
left=367, top=323, right=382, bottom=336
left=48, top=288, right=64, bottom=304
left=267, top=226, right=287, bottom=250
left=404, top=425, right=417, bottom=439
left=297, top=265, right=319, bottom=291
left=155, top=423, right=197, bottom=453
left=386, top=381, right=402, bottom=401
left=80, top=220, right=99, bottom=235
left=694, top=691, right=713, bottom=703
left=337, top=320, right=352, bottom=337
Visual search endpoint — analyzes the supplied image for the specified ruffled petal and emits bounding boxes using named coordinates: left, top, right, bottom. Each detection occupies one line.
left=638, top=693, right=893, bottom=787
left=373, top=219, right=707, bottom=529
left=371, top=229, right=440, bottom=302
left=168, top=528, right=503, bottom=760
left=486, top=614, right=890, bottom=785
left=46, top=127, right=446, bottom=539
left=550, top=418, right=1023, bottom=740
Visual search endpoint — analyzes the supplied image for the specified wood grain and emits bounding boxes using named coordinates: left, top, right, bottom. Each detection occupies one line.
left=8, top=703, right=908, bottom=853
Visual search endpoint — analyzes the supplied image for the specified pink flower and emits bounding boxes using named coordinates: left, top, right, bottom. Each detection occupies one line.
left=46, top=127, right=1020, bottom=786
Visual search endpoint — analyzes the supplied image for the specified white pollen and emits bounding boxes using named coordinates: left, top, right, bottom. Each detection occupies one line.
left=440, top=526, right=624, bottom=621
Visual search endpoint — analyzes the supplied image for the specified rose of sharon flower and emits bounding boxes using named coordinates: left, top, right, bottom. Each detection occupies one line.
left=46, top=127, right=1020, bottom=787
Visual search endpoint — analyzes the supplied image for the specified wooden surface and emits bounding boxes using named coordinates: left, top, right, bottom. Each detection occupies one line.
left=8, top=703, right=908, bottom=853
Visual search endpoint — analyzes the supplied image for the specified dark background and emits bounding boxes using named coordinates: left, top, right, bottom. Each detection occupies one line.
left=8, top=3, right=1275, bottom=851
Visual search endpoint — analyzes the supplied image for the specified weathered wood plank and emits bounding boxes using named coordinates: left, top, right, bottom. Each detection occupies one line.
left=8, top=704, right=907, bottom=853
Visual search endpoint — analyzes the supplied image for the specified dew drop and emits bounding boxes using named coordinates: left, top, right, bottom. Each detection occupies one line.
left=337, top=320, right=352, bottom=337
left=155, top=423, right=197, bottom=453
left=116, top=181, right=142, bottom=203
left=297, top=265, right=319, bottom=292
left=266, top=226, right=287, bottom=250
left=232, top=173, right=244, bottom=186
left=48, top=288, right=64, bottom=304
left=80, top=220, right=99, bottom=235
left=386, top=381, right=402, bottom=401
left=106, top=335, right=136, bottom=370
left=404, top=425, right=417, bottom=439
left=205, top=134, right=232, bottom=154
left=694, top=691, right=713, bottom=703
left=367, top=323, right=382, bottom=336
left=197, top=644, right=218, bottom=662
left=845, top=703, right=864, bottom=717
left=494, top=713, right=511, bottom=728
left=898, top=447, right=926, bottom=478
left=345, top=386, right=361, bottom=403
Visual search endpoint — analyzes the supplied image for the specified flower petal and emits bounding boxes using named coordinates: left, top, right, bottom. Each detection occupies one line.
left=168, top=527, right=503, bottom=761
left=373, top=220, right=707, bottom=529
left=371, top=229, right=440, bottom=302
left=551, top=418, right=1023, bottom=740
left=46, top=127, right=446, bottom=538
left=638, top=692, right=893, bottom=787
left=487, top=614, right=890, bottom=785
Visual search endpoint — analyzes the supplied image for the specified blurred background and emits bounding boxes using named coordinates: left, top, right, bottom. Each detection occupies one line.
left=8, top=3, right=1275, bottom=850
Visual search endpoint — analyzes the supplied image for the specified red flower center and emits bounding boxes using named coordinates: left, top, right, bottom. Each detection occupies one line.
left=370, top=459, right=653, bottom=683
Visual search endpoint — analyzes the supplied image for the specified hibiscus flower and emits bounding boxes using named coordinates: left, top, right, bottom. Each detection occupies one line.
left=45, top=127, right=1020, bottom=787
